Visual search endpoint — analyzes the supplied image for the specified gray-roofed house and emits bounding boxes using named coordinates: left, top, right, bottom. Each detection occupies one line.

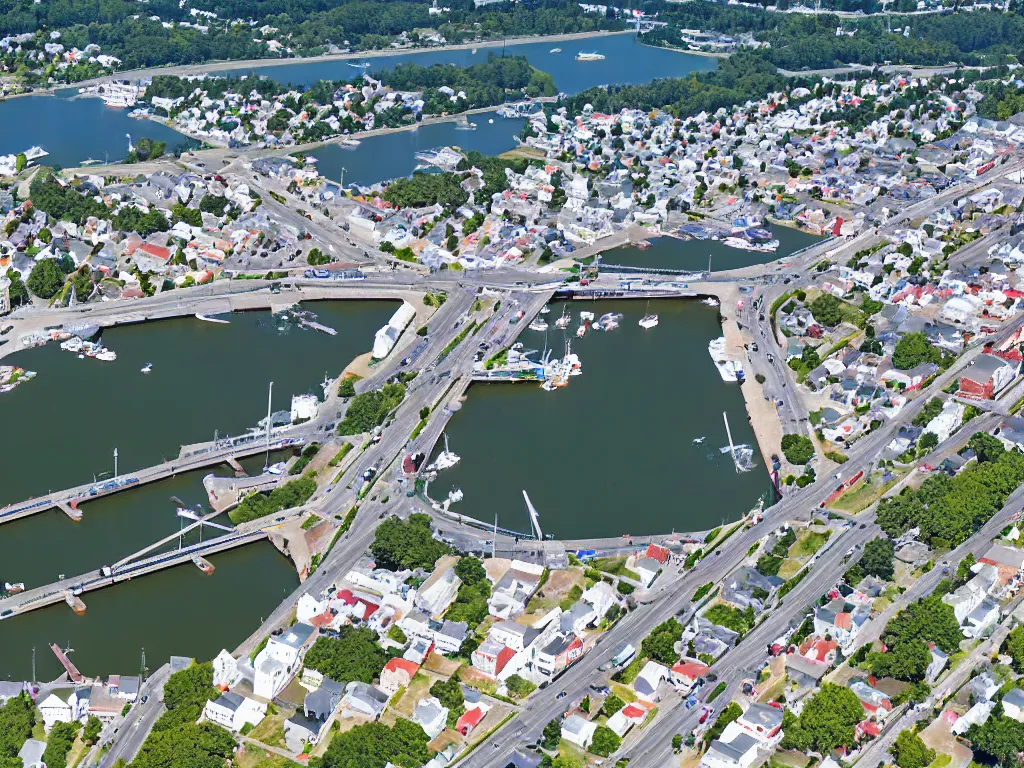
left=18, top=739, right=46, bottom=768
left=341, top=681, right=389, bottom=720
left=304, top=677, right=344, bottom=721
left=284, top=713, right=323, bottom=754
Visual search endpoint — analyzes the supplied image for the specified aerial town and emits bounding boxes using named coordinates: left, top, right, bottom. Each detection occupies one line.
left=9, top=3, right=1024, bottom=768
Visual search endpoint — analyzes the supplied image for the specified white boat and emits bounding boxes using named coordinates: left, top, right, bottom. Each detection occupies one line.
left=540, top=306, right=551, bottom=314
left=348, top=61, right=371, bottom=69
left=580, top=311, right=595, bottom=322
left=592, top=321, right=604, bottom=331
left=341, top=137, right=361, bottom=147
left=471, top=48, right=478, bottom=54
left=265, top=461, right=288, bottom=475
left=693, top=437, right=705, bottom=445
left=576, top=323, right=588, bottom=338
left=430, top=433, right=461, bottom=472
left=95, top=349, right=117, bottom=362
left=576, top=51, right=605, bottom=61
left=141, top=363, right=153, bottom=374
left=4, top=582, right=25, bottom=594
left=639, top=314, right=659, bottom=329
left=708, top=337, right=727, bottom=362
left=701, top=297, right=720, bottom=307
left=554, top=308, right=571, bottom=329
left=550, top=47, right=562, bottom=53
left=723, top=236, right=779, bottom=253
left=715, top=359, right=744, bottom=383
left=528, top=319, right=549, bottom=332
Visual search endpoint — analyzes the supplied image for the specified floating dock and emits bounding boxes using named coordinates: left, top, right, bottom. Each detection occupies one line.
left=298, top=319, right=337, bottom=336
left=50, top=643, right=85, bottom=682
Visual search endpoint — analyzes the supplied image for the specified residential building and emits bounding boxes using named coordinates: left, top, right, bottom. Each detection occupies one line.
left=561, top=714, right=598, bottom=749
left=253, top=622, right=317, bottom=699
left=634, top=660, right=670, bottom=702
left=380, top=657, right=420, bottom=696
left=413, top=696, right=448, bottom=739
left=203, top=692, right=267, bottom=732
left=341, top=681, right=389, bottom=720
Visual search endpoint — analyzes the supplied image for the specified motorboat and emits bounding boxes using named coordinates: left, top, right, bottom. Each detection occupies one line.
left=580, top=311, right=595, bottom=322
left=576, top=322, right=588, bottom=338
left=708, top=336, right=727, bottom=362
left=95, top=349, right=117, bottom=362
left=639, top=314, right=659, bottom=329
left=554, top=308, right=571, bottom=329
left=341, top=137, right=361, bottom=147
left=4, top=582, right=25, bottom=594
left=701, top=297, right=720, bottom=308
left=715, top=359, right=745, bottom=383
left=540, top=306, right=551, bottom=314
left=576, top=51, right=605, bottom=61
left=723, top=236, right=779, bottom=253
left=141, top=363, right=152, bottom=373
left=550, top=47, right=562, bottom=53
left=528, top=319, right=548, bottom=332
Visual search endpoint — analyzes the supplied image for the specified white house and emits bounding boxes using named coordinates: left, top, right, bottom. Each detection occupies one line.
left=253, top=622, right=317, bottom=699
left=413, top=696, right=449, bottom=740
left=561, top=714, right=598, bottom=749
left=415, top=565, right=461, bottom=619
left=633, top=660, right=670, bottom=702
left=38, top=693, right=73, bottom=732
left=1003, top=688, right=1024, bottom=722
left=17, top=739, right=47, bottom=768
left=202, top=692, right=267, bottom=732
left=212, top=650, right=240, bottom=689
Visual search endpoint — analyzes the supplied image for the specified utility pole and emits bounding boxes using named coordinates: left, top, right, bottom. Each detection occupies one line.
left=492, top=513, right=498, bottom=559
left=31, top=647, right=35, bottom=687
left=113, top=447, right=119, bottom=479
left=340, top=166, right=347, bottom=189
left=140, top=648, right=147, bottom=683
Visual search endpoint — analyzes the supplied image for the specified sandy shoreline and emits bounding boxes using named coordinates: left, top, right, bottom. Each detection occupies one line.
left=72, top=29, right=635, bottom=88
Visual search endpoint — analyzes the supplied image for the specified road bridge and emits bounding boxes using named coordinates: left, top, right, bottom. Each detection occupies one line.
left=0, top=431, right=307, bottom=526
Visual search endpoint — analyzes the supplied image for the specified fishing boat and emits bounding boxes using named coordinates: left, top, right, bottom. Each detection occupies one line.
left=141, top=363, right=152, bottom=374
left=575, top=321, right=589, bottom=338
left=554, top=307, right=571, bottom=329
left=575, top=51, right=605, bottom=61
left=701, top=297, right=720, bottom=307
left=528, top=318, right=549, bottom=332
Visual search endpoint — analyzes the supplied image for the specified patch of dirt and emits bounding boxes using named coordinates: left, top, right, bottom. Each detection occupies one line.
left=920, top=714, right=973, bottom=768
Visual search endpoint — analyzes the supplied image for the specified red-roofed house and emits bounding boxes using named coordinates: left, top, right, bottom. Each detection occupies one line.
left=856, top=721, right=881, bottom=741
left=645, top=543, right=670, bottom=564
left=471, top=640, right=518, bottom=679
left=801, top=638, right=838, bottom=665
left=379, top=657, right=419, bottom=696
left=671, top=662, right=710, bottom=693
left=137, top=243, right=171, bottom=262
left=457, top=705, right=487, bottom=736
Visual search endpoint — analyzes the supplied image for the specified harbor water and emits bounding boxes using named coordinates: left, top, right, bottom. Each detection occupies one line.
left=0, top=300, right=397, bottom=508
left=429, top=297, right=771, bottom=539
left=0, top=455, right=298, bottom=682
left=603, top=228, right=826, bottom=272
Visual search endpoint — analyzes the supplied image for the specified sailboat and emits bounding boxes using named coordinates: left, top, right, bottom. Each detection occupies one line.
left=639, top=300, right=659, bottom=329
left=554, top=307, right=571, bottom=329
left=429, top=433, right=460, bottom=471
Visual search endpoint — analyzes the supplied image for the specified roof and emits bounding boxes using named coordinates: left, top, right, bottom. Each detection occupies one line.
left=963, top=353, right=1011, bottom=382
left=457, top=706, right=485, bottom=732
left=981, top=543, right=1024, bottom=569
left=212, top=691, right=244, bottom=713
left=742, top=702, right=784, bottom=731
left=1004, top=688, right=1024, bottom=709
left=671, top=662, right=710, bottom=680
left=383, top=657, right=419, bottom=678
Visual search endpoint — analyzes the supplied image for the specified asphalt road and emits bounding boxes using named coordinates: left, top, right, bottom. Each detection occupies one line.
left=96, top=664, right=170, bottom=768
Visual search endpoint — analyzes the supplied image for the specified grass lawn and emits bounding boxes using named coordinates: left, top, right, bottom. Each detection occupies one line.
left=789, top=530, right=830, bottom=559
left=249, top=714, right=289, bottom=749
left=68, top=736, right=89, bottom=768
left=704, top=603, right=754, bottom=634
left=777, top=559, right=803, bottom=580
left=393, top=672, right=434, bottom=717
left=616, top=655, right=647, bottom=684
left=236, top=747, right=297, bottom=768
left=927, top=754, right=952, bottom=768
left=592, top=557, right=640, bottom=582
left=609, top=682, right=639, bottom=704
left=829, top=469, right=907, bottom=514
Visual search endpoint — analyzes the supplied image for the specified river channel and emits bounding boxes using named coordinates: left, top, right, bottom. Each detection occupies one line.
left=0, top=34, right=714, bottom=170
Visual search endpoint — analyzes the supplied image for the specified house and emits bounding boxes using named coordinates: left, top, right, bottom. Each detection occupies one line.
left=471, top=638, right=518, bottom=679
left=671, top=661, right=710, bottom=693
left=964, top=597, right=1000, bottom=638
left=413, top=696, right=449, bottom=739
left=38, top=693, right=73, bottom=732
left=380, top=657, right=420, bottom=695
left=487, top=560, right=545, bottom=619
left=926, top=643, right=949, bottom=683
left=850, top=680, right=893, bottom=721
left=212, top=650, right=240, bottom=689
left=341, top=681, right=389, bottom=720
left=633, top=556, right=662, bottom=586
left=952, top=700, right=995, bottom=735
left=532, top=632, right=584, bottom=678
left=415, top=562, right=462, bottom=618
left=0, top=682, right=24, bottom=704
left=979, top=543, right=1024, bottom=585
left=606, top=702, right=648, bottom=737
left=110, top=675, right=140, bottom=701
left=958, top=354, right=1017, bottom=400
left=561, top=714, right=598, bottom=749
left=634, top=660, right=670, bottom=702
left=17, top=739, right=46, bottom=768
left=1002, top=687, right=1024, bottom=723
left=580, top=581, right=618, bottom=621
left=645, top=543, right=671, bottom=564
left=285, top=713, right=324, bottom=753
left=304, top=678, right=345, bottom=721
left=400, top=611, right=469, bottom=655
left=253, top=622, right=317, bottom=699
left=457, top=704, right=488, bottom=736
left=202, top=692, right=267, bottom=732
left=700, top=732, right=760, bottom=768
left=560, top=602, right=597, bottom=635
left=731, top=703, right=784, bottom=746
left=489, top=620, right=538, bottom=653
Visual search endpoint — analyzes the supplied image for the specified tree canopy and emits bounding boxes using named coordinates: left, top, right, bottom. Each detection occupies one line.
left=28, top=170, right=109, bottom=224
left=27, top=258, right=68, bottom=299
left=0, top=694, right=35, bottom=760
left=303, top=626, right=388, bottom=685
left=337, top=384, right=406, bottom=434
left=867, top=595, right=962, bottom=681
left=860, top=537, right=895, bottom=581
left=370, top=514, right=451, bottom=571
left=312, top=719, right=433, bottom=768
left=967, top=714, right=1024, bottom=766
left=780, top=683, right=864, bottom=753
left=589, top=725, right=622, bottom=757
left=809, top=294, right=843, bottom=327
left=891, top=729, right=935, bottom=768
left=641, top=617, right=683, bottom=665
left=781, top=434, right=815, bottom=465
left=892, top=332, right=940, bottom=370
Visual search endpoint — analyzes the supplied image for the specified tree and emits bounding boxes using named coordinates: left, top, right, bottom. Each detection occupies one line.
left=589, top=725, right=622, bottom=757
left=781, top=434, right=815, bottom=465
left=303, top=627, right=388, bottom=685
left=780, top=683, right=864, bottom=753
left=505, top=675, right=535, bottom=700
left=970, top=432, right=1005, bottom=464
left=809, top=294, right=843, bottom=327
left=542, top=719, right=562, bottom=750
left=337, top=384, right=406, bottom=434
left=0, top=693, right=35, bottom=759
left=967, top=715, right=1024, bottom=765
left=868, top=595, right=962, bottom=681
left=158, top=661, right=221, bottom=728
left=893, top=332, right=940, bottom=370
left=551, top=753, right=584, bottom=768
left=83, top=715, right=103, bottom=745
left=454, top=556, right=486, bottom=586
left=919, top=432, right=939, bottom=451
left=26, top=258, right=66, bottom=299
left=314, top=719, right=432, bottom=768
left=5, top=268, right=28, bottom=307
left=1004, top=625, right=1024, bottom=673
left=707, top=703, right=743, bottom=743
left=641, top=618, right=683, bottom=664
left=601, top=694, right=626, bottom=717
left=43, top=721, right=80, bottom=768
left=15, top=153, right=26, bottom=173
left=891, top=730, right=935, bottom=768
left=307, top=248, right=331, bottom=266
left=370, top=514, right=451, bottom=571
left=860, top=537, right=895, bottom=581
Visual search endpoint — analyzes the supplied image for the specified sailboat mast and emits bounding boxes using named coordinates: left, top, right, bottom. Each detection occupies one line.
left=723, top=411, right=739, bottom=472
